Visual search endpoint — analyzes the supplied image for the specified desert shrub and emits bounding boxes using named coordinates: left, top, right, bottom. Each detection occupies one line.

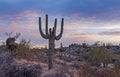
left=39, top=47, right=48, bottom=53
left=0, top=51, right=42, bottom=77
left=15, top=40, right=36, bottom=60
left=84, top=46, right=113, bottom=67
left=5, top=64, right=42, bottom=77
left=114, top=60, right=120, bottom=68
left=16, top=39, right=31, bottom=52
left=5, top=32, right=20, bottom=51
left=0, top=52, right=13, bottom=77
left=114, top=55, right=120, bottom=68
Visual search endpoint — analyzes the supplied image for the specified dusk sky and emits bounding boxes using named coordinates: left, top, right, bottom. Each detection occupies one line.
left=0, top=0, right=120, bottom=47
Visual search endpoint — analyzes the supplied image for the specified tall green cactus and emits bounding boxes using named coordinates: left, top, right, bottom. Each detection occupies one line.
left=39, top=14, right=64, bottom=69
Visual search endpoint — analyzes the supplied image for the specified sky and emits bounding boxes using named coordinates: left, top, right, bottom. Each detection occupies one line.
left=0, top=0, right=120, bottom=47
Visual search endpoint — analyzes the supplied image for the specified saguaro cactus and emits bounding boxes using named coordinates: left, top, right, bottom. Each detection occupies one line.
left=39, top=14, right=64, bottom=69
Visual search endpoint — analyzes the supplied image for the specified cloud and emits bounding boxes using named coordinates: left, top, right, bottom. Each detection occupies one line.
left=99, top=31, right=120, bottom=36
left=0, top=10, right=40, bottom=42
left=0, top=10, right=65, bottom=46
left=0, top=1, right=120, bottom=47
left=72, top=33, right=120, bottom=45
left=63, top=16, right=120, bottom=45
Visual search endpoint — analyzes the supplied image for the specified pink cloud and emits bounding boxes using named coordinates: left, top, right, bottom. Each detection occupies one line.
left=0, top=10, right=40, bottom=38
left=71, top=33, right=120, bottom=45
left=1, top=10, right=120, bottom=46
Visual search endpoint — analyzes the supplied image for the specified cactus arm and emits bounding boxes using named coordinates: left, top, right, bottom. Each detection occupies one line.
left=39, top=17, right=49, bottom=39
left=55, top=18, right=64, bottom=40
left=54, top=18, right=57, bottom=35
left=46, top=15, right=49, bottom=35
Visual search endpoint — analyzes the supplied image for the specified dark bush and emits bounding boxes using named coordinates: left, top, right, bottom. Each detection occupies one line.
left=5, top=65, right=42, bottom=77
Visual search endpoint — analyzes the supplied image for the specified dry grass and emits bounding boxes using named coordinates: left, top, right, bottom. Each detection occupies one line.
left=76, top=64, right=120, bottom=77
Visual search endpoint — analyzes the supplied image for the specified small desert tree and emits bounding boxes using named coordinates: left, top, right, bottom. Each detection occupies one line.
left=84, top=42, right=113, bottom=67
left=5, top=32, right=20, bottom=51
left=19, top=39, right=31, bottom=49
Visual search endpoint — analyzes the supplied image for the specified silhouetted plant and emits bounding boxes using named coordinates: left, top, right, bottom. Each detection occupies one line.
left=59, top=43, right=65, bottom=52
left=18, top=39, right=31, bottom=50
left=5, top=32, right=20, bottom=51
left=39, top=14, right=64, bottom=69
left=20, top=39, right=31, bottom=46
left=82, top=42, right=88, bottom=48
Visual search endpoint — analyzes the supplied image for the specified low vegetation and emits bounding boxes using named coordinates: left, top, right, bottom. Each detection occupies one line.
left=0, top=33, right=120, bottom=77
